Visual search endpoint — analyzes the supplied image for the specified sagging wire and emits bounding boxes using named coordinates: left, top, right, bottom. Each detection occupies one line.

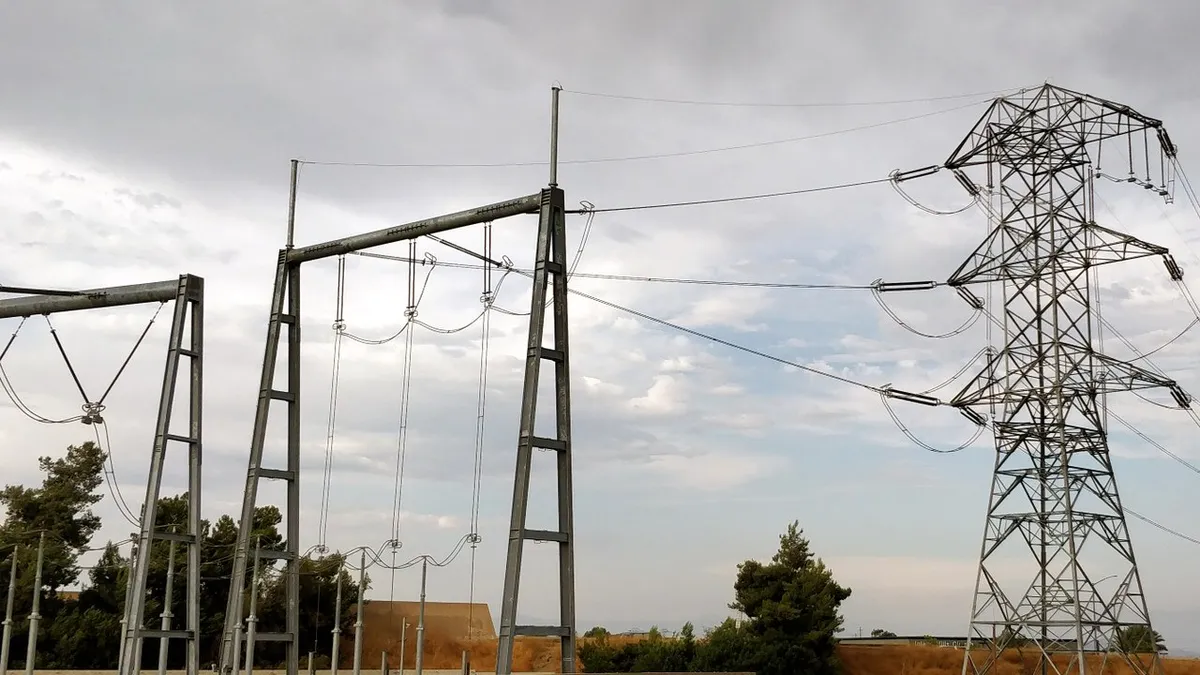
left=341, top=258, right=436, bottom=346
left=0, top=317, right=82, bottom=424
left=388, top=240, right=420, bottom=610
left=888, top=168, right=980, bottom=215
left=918, top=347, right=990, bottom=396
left=1108, top=410, right=1200, bottom=477
left=317, top=255, right=348, bottom=554
left=1125, top=507, right=1200, bottom=547
left=466, top=222, right=494, bottom=641
left=870, top=279, right=983, bottom=339
left=878, top=392, right=987, bottom=454
left=93, top=420, right=140, bottom=527
left=298, top=94, right=1009, bottom=170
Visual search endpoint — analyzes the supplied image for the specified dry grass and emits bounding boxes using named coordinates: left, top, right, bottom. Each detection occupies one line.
left=839, top=645, right=1200, bottom=675
left=349, top=604, right=1200, bottom=673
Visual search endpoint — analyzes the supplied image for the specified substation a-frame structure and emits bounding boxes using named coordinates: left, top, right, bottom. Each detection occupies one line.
left=0, top=275, right=205, bottom=675
left=219, top=95, right=577, bottom=675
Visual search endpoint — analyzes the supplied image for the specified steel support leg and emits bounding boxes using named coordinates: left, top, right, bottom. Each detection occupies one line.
left=120, top=275, right=204, bottom=675
left=495, top=186, right=577, bottom=674
left=219, top=256, right=301, bottom=675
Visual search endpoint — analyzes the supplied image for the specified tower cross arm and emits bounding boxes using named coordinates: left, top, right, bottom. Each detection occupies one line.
left=948, top=345, right=1186, bottom=409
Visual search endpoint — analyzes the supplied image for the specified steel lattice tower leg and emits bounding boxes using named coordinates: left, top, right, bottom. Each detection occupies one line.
left=944, top=85, right=1185, bottom=675
left=219, top=254, right=302, bottom=675
left=495, top=186, right=577, bottom=675
left=118, top=274, right=205, bottom=675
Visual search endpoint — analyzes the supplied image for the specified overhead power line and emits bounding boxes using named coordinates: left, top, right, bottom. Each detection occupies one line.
left=295, top=96, right=997, bottom=169
left=1125, top=507, right=1200, bottom=546
left=560, top=85, right=1028, bottom=108
left=351, top=251, right=890, bottom=290
left=565, top=176, right=891, bottom=213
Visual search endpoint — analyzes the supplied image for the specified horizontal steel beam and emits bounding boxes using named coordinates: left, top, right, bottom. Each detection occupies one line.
left=286, top=192, right=542, bottom=264
left=0, top=278, right=186, bottom=319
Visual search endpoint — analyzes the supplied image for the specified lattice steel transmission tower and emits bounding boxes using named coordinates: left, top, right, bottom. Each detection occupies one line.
left=943, top=85, right=1186, bottom=674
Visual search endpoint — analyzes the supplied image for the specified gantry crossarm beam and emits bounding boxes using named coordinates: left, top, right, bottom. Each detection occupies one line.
left=0, top=278, right=191, bottom=319
left=945, top=84, right=1173, bottom=170
left=285, top=193, right=541, bottom=263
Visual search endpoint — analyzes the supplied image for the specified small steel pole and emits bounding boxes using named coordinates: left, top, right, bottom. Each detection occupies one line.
left=414, top=559, right=427, bottom=675
left=331, top=566, right=344, bottom=675
left=244, top=543, right=261, bottom=675
left=23, top=533, right=44, bottom=675
left=287, top=159, right=299, bottom=249
left=398, top=621, right=406, bottom=675
left=379, top=651, right=387, bottom=675
left=352, top=552, right=365, bottom=675
left=119, top=541, right=137, bottom=673
left=0, top=547, right=18, bottom=675
left=460, top=650, right=469, bottom=675
left=549, top=85, right=561, bottom=187
left=158, top=538, right=178, bottom=675
left=231, top=624, right=243, bottom=675
left=306, top=652, right=314, bottom=675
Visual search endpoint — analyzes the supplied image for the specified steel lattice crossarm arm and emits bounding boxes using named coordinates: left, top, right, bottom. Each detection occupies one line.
left=944, top=83, right=1177, bottom=170
left=948, top=344, right=1189, bottom=409
left=946, top=221, right=1170, bottom=287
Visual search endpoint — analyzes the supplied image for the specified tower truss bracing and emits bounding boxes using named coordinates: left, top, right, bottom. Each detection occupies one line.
left=218, top=188, right=578, bottom=675
left=0, top=276, right=205, bottom=675
left=944, top=84, right=1184, bottom=674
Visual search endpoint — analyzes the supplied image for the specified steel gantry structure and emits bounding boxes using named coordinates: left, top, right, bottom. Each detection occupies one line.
left=943, top=84, right=1183, bottom=674
left=219, top=90, right=577, bottom=675
left=0, top=276, right=204, bottom=675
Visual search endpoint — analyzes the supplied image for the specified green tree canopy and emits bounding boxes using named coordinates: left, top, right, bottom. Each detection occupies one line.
left=729, top=521, right=852, bottom=675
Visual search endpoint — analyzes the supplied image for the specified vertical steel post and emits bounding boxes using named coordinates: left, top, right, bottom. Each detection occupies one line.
left=352, top=552, right=365, bottom=675
left=549, top=85, right=561, bottom=187
left=287, top=159, right=299, bottom=250
left=187, top=279, right=204, bottom=675
left=0, top=547, right=17, bottom=675
left=23, top=533, right=44, bottom=675
left=414, top=559, right=426, bottom=675
left=158, top=538, right=178, bottom=675
left=245, top=544, right=261, bottom=675
left=398, top=622, right=406, bottom=675
left=122, top=275, right=205, bottom=675
left=331, top=566, right=343, bottom=675
left=495, top=186, right=576, bottom=674
left=119, top=541, right=137, bottom=673
left=219, top=257, right=301, bottom=675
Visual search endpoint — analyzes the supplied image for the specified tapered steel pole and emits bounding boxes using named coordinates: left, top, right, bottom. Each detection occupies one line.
left=352, top=552, right=365, bottom=675
left=414, top=559, right=427, bottom=675
left=245, top=544, right=261, bottom=675
left=119, top=541, right=137, bottom=673
left=0, top=547, right=18, bottom=675
left=158, top=538, right=178, bottom=675
left=23, top=534, right=44, bottom=675
left=331, top=567, right=343, bottom=675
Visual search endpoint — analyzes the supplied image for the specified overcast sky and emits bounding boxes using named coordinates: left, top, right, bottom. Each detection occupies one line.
left=1, top=0, right=1199, bottom=650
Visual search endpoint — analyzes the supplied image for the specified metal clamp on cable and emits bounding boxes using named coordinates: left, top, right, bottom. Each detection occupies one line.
left=81, top=401, right=105, bottom=425
left=890, top=165, right=942, bottom=182
left=872, top=279, right=939, bottom=293
left=956, top=286, right=985, bottom=310
left=1170, top=384, right=1192, bottom=409
left=880, top=386, right=941, bottom=407
left=1163, top=253, right=1184, bottom=281
left=957, top=406, right=988, bottom=427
